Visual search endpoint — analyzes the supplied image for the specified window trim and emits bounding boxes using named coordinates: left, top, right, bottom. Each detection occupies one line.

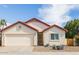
left=50, top=33, right=59, bottom=41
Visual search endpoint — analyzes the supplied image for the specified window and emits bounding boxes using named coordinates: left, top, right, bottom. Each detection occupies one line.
left=16, top=25, right=22, bottom=31
left=51, top=34, right=59, bottom=40
left=18, top=25, right=22, bottom=29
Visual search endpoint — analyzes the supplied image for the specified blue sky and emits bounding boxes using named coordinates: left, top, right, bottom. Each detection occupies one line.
left=0, top=4, right=42, bottom=23
left=0, top=4, right=79, bottom=26
left=69, top=8, right=79, bottom=18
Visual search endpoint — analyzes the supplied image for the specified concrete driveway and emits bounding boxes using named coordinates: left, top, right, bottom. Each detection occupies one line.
left=0, top=46, right=33, bottom=54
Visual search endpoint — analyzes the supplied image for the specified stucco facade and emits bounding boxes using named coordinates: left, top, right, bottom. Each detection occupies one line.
left=1, top=18, right=67, bottom=47
left=26, top=18, right=50, bottom=32
left=43, top=26, right=67, bottom=46
left=2, top=22, right=38, bottom=46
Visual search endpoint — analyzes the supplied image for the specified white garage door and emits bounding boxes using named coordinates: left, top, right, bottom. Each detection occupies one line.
left=4, top=34, right=33, bottom=46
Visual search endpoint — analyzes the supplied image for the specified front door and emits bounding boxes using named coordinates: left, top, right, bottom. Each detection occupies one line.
left=38, top=32, right=43, bottom=46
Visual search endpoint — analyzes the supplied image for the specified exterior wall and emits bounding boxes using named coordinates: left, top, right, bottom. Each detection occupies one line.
left=26, top=20, right=49, bottom=32
left=43, top=27, right=66, bottom=46
left=2, top=23, right=38, bottom=46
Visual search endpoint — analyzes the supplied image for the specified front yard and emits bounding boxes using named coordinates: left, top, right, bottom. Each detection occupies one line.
left=33, top=46, right=79, bottom=52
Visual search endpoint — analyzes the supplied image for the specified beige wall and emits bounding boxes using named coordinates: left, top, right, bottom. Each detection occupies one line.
left=26, top=20, right=49, bottom=32
left=43, top=27, right=67, bottom=46
left=2, top=23, right=38, bottom=46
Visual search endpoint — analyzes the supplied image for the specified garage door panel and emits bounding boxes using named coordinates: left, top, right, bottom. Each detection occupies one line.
left=4, top=34, right=33, bottom=46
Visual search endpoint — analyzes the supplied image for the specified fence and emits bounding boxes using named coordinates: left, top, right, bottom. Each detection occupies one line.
left=67, top=39, right=74, bottom=46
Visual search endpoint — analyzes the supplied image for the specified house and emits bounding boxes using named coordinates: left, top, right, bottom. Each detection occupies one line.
left=1, top=18, right=67, bottom=47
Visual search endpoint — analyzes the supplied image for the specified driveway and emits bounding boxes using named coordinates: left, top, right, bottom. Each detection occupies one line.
left=0, top=46, right=33, bottom=54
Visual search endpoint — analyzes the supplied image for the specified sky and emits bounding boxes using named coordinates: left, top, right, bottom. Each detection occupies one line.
left=0, top=4, right=79, bottom=26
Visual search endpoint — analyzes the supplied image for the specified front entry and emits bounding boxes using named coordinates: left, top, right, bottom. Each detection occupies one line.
left=38, top=32, right=43, bottom=46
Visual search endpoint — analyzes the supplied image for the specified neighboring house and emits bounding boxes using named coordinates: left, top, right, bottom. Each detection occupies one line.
left=1, top=18, right=67, bottom=47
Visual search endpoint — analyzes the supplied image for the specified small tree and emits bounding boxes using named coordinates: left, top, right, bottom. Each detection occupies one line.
left=0, top=19, right=7, bottom=46
left=0, top=19, right=7, bottom=29
left=64, top=19, right=79, bottom=38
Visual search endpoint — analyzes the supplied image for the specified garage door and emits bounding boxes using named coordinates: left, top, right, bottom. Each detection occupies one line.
left=4, top=34, right=33, bottom=46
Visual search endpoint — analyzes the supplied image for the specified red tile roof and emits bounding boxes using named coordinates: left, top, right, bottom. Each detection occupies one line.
left=1, top=21, right=39, bottom=32
left=25, top=18, right=50, bottom=27
left=42, top=24, right=68, bottom=32
left=1, top=18, right=67, bottom=33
